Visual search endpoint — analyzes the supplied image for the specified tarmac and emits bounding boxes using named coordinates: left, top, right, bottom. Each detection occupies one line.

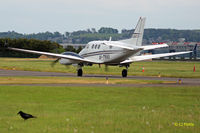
left=0, top=69, right=200, bottom=87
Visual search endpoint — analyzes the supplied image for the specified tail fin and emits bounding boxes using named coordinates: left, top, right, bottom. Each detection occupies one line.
left=120, top=17, right=146, bottom=46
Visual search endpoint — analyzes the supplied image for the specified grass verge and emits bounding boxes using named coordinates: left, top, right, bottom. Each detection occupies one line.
left=0, top=76, right=173, bottom=84
left=0, top=86, right=199, bottom=133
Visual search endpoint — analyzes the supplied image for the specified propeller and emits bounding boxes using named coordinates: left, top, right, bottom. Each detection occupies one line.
left=51, top=58, right=60, bottom=67
left=105, top=64, right=109, bottom=72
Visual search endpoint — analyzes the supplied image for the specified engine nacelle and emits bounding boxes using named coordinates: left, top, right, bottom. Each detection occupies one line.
left=59, top=52, right=83, bottom=65
left=59, top=58, right=74, bottom=65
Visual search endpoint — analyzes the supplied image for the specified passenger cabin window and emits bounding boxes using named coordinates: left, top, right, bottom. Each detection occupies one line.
left=91, top=44, right=94, bottom=49
left=98, top=45, right=100, bottom=49
left=95, top=44, right=97, bottom=49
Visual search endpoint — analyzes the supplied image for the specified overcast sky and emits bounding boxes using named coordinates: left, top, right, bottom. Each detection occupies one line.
left=0, top=0, right=199, bottom=33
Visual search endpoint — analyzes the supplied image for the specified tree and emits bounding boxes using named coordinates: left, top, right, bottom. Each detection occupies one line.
left=0, top=38, right=64, bottom=57
left=98, top=27, right=118, bottom=34
left=65, top=45, right=76, bottom=52
left=91, top=28, right=96, bottom=33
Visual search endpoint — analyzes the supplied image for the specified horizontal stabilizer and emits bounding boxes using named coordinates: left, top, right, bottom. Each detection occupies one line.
left=103, top=42, right=168, bottom=51
left=139, top=43, right=168, bottom=50
left=102, top=42, right=138, bottom=50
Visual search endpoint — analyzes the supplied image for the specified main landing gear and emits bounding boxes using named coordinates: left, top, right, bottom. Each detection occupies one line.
left=122, top=69, right=127, bottom=77
left=121, top=64, right=129, bottom=77
left=77, top=68, right=83, bottom=76
left=76, top=64, right=130, bottom=77
left=77, top=64, right=83, bottom=77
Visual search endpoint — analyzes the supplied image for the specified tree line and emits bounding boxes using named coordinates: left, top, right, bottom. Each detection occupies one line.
left=0, top=38, right=64, bottom=57
left=1, top=28, right=200, bottom=44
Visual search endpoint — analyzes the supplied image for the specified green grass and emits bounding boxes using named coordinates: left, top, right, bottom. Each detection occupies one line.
left=0, top=86, right=199, bottom=133
left=0, top=58, right=199, bottom=78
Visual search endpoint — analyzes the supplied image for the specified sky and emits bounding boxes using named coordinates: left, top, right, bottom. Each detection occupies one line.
left=0, top=0, right=199, bottom=33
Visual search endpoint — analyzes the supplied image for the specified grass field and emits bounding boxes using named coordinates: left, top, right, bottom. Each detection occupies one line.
left=0, top=85, right=199, bottom=133
left=0, top=58, right=199, bottom=78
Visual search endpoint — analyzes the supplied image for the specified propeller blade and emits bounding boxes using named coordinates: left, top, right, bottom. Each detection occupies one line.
left=105, top=65, right=109, bottom=72
left=51, top=58, right=60, bottom=67
left=65, top=65, right=70, bottom=69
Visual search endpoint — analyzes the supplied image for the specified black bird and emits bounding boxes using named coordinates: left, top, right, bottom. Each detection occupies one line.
left=17, top=111, right=36, bottom=120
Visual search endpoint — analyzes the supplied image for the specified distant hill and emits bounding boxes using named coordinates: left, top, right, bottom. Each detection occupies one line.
left=1, top=28, right=200, bottom=44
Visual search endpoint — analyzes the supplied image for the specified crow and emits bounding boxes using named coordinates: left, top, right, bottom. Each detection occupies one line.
left=17, top=111, right=36, bottom=120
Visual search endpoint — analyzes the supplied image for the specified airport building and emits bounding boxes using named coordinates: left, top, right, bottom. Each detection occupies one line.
left=60, top=43, right=86, bottom=49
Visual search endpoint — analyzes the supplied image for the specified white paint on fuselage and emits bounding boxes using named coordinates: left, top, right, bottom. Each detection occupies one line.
left=59, top=40, right=140, bottom=65
left=79, top=41, right=139, bottom=64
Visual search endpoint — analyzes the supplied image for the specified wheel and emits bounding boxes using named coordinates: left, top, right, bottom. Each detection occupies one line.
left=77, top=69, right=83, bottom=76
left=122, top=69, right=127, bottom=77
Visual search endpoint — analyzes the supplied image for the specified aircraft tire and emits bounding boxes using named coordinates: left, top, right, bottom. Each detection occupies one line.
left=122, top=69, right=127, bottom=77
left=77, top=69, right=83, bottom=76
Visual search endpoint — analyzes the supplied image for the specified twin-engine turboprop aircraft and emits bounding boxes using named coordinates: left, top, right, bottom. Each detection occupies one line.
left=4, top=17, right=195, bottom=77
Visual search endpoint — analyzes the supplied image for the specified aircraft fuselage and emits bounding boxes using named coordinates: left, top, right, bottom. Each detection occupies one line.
left=60, top=41, right=140, bottom=65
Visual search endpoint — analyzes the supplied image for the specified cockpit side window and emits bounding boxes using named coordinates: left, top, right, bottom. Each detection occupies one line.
left=86, top=44, right=89, bottom=49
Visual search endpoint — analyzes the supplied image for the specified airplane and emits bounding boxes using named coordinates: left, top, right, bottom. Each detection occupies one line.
left=2, top=17, right=196, bottom=77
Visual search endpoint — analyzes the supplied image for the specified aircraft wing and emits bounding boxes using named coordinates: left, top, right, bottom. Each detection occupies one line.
left=120, top=51, right=192, bottom=64
left=7, top=47, right=93, bottom=63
